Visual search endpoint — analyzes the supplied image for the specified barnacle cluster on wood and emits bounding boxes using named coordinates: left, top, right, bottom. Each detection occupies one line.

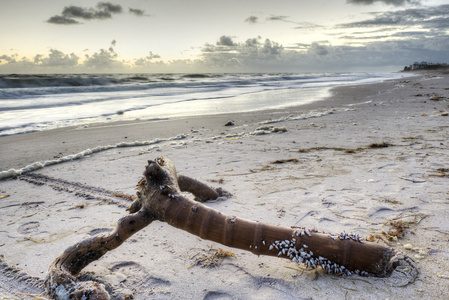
left=266, top=229, right=369, bottom=276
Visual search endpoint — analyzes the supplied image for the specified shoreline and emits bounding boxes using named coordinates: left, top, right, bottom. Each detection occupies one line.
left=0, top=71, right=448, bottom=299
left=0, top=74, right=413, bottom=173
left=1, top=72, right=406, bottom=138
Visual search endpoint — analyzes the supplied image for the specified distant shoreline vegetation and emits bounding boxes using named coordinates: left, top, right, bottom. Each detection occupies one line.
left=403, top=61, right=449, bottom=72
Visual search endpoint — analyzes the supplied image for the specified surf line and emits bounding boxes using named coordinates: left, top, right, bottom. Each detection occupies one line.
left=0, top=134, right=187, bottom=180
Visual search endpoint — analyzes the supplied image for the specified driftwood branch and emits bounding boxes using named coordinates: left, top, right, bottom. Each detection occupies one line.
left=46, top=157, right=409, bottom=299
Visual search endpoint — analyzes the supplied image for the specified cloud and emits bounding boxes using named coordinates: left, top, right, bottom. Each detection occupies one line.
left=61, top=3, right=121, bottom=20
left=96, top=2, right=122, bottom=14
left=216, top=36, right=236, bottom=46
left=46, top=15, right=80, bottom=25
left=245, top=37, right=262, bottom=47
left=0, top=54, right=17, bottom=63
left=84, top=52, right=124, bottom=71
left=346, top=0, right=421, bottom=6
left=339, top=29, right=428, bottom=41
left=1, top=51, right=79, bottom=68
left=34, top=49, right=79, bottom=67
left=267, top=15, right=290, bottom=22
left=0, top=51, right=79, bottom=73
left=245, top=16, right=258, bottom=24
left=82, top=40, right=125, bottom=70
left=330, top=5, right=449, bottom=68
left=0, top=40, right=128, bottom=73
left=261, top=39, right=283, bottom=55
left=134, top=52, right=162, bottom=67
left=294, top=22, right=323, bottom=30
left=197, top=36, right=287, bottom=71
left=307, top=42, right=330, bottom=56
left=129, top=8, right=147, bottom=17
left=83, top=49, right=121, bottom=69
left=47, top=2, right=123, bottom=25
left=339, top=5, right=449, bottom=30
left=266, top=15, right=322, bottom=30
left=2, top=29, right=448, bottom=74
left=195, top=33, right=449, bottom=72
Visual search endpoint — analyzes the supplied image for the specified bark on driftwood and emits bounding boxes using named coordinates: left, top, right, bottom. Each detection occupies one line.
left=46, top=157, right=407, bottom=299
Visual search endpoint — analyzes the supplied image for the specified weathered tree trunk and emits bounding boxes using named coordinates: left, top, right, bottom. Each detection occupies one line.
left=45, top=157, right=402, bottom=299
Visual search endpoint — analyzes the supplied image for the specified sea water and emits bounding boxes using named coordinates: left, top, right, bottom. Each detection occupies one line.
left=0, top=72, right=410, bottom=136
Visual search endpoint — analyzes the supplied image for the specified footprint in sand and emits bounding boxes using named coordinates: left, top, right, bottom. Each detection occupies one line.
left=377, top=163, right=399, bottom=171
left=88, top=228, right=113, bottom=236
left=203, top=290, right=233, bottom=300
left=107, top=261, right=171, bottom=298
left=17, top=221, right=40, bottom=235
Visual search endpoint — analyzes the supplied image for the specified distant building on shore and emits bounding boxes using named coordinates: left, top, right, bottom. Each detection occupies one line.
left=403, top=61, right=449, bottom=71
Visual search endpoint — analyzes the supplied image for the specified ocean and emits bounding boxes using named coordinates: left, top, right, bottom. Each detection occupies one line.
left=0, top=72, right=410, bottom=136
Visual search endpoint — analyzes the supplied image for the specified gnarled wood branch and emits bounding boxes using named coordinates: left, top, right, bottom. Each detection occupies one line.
left=45, top=157, right=411, bottom=299
left=45, top=209, right=153, bottom=299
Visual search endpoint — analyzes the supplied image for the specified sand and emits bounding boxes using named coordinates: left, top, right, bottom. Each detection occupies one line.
left=0, top=72, right=448, bottom=299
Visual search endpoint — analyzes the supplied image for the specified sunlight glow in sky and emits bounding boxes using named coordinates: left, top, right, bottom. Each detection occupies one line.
left=1, top=0, right=448, bottom=73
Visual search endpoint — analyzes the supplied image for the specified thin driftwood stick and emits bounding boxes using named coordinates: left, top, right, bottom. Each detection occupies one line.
left=45, top=157, right=407, bottom=299
left=45, top=209, right=154, bottom=299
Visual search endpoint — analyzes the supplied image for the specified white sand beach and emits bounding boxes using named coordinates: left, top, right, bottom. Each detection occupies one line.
left=1, top=72, right=448, bottom=299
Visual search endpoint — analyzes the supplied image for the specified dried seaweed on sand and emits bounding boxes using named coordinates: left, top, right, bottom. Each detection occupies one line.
left=189, top=246, right=236, bottom=269
left=297, top=142, right=394, bottom=154
left=381, top=214, right=427, bottom=240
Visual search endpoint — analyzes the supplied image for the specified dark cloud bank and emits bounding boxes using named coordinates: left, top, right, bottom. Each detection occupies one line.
left=346, top=0, right=422, bottom=6
left=340, top=4, right=449, bottom=30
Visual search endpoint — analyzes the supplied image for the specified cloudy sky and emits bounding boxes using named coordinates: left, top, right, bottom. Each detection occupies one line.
left=1, top=0, right=448, bottom=73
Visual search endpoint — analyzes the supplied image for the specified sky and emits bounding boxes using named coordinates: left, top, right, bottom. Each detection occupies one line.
left=0, top=0, right=448, bottom=73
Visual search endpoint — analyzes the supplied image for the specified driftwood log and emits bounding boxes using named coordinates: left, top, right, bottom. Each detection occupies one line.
left=45, top=157, right=405, bottom=299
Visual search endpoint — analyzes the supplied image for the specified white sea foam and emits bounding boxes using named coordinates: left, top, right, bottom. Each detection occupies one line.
left=259, top=109, right=337, bottom=125
left=0, top=135, right=186, bottom=180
